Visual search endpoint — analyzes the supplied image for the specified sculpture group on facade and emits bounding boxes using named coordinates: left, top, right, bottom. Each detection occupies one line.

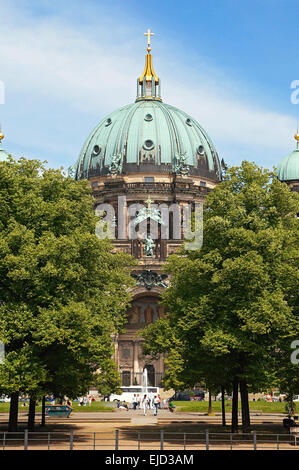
left=173, top=152, right=189, bottom=175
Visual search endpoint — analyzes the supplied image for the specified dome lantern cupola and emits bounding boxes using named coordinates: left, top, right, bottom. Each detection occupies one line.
left=136, top=29, right=161, bottom=102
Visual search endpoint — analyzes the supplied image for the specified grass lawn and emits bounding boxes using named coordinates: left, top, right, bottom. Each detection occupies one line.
left=175, top=400, right=290, bottom=414
left=0, top=401, right=116, bottom=413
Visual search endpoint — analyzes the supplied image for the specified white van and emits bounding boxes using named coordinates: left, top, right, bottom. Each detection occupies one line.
left=109, top=386, right=159, bottom=403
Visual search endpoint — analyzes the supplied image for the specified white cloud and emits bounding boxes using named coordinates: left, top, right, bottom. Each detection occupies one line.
left=0, top=0, right=297, bottom=168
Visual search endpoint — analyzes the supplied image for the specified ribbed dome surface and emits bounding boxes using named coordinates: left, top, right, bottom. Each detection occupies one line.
left=74, top=100, right=221, bottom=181
left=277, top=148, right=299, bottom=182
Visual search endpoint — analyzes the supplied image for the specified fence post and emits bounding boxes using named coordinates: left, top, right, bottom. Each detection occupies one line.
left=115, top=429, right=119, bottom=451
left=48, top=432, right=51, bottom=451
left=69, top=430, right=74, bottom=451
left=3, top=432, right=6, bottom=451
left=205, top=430, right=209, bottom=451
left=253, top=431, right=257, bottom=451
left=184, top=433, right=186, bottom=451
left=160, top=430, right=164, bottom=451
left=24, top=429, right=28, bottom=451
left=230, top=433, right=232, bottom=450
left=93, top=432, right=96, bottom=451
left=277, top=434, right=279, bottom=450
left=138, top=432, right=141, bottom=451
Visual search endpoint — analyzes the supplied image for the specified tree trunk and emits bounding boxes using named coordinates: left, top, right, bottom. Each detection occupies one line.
left=208, top=390, right=212, bottom=414
left=240, top=379, right=251, bottom=433
left=231, top=378, right=239, bottom=433
left=41, top=396, right=46, bottom=427
left=28, top=398, right=36, bottom=432
left=8, top=391, right=19, bottom=432
left=221, top=385, right=226, bottom=427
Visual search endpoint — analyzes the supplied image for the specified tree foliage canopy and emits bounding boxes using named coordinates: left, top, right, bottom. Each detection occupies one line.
left=143, top=162, right=299, bottom=394
left=0, top=158, right=134, bottom=398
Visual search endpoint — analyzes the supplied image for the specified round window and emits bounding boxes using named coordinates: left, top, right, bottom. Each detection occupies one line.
left=186, top=118, right=192, bottom=126
left=143, top=140, right=155, bottom=150
left=197, top=145, right=205, bottom=155
left=93, top=145, right=101, bottom=155
left=105, top=118, right=112, bottom=127
left=144, top=114, right=153, bottom=122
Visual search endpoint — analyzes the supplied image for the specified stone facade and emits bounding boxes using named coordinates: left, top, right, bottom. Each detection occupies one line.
left=91, top=172, right=218, bottom=387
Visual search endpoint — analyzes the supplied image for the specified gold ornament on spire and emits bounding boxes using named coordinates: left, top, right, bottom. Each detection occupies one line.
left=0, top=132, right=4, bottom=142
left=139, top=28, right=159, bottom=84
left=294, top=132, right=299, bottom=141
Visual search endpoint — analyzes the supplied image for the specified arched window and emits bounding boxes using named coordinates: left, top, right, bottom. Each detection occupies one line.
left=121, top=371, right=131, bottom=387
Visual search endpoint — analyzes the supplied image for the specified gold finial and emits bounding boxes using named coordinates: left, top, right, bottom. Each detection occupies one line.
left=139, top=29, right=159, bottom=85
left=144, top=28, right=154, bottom=52
left=295, top=132, right=299, bottom=141
left=0, top=132, right=4, bottom=142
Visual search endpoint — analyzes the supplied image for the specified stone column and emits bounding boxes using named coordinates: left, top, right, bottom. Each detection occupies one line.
left=113, top=335, right=119, bottom=368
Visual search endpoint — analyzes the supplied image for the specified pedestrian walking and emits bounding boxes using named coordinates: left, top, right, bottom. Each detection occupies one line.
left=137, top=395, right=141, bottom=409
left=142, top=395, right=149, bottom=416
left=153, top=395, right=160, bottom=416
left=132, top=394, right=137, bottom=410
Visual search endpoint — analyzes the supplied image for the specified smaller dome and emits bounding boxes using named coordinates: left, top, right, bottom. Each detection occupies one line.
left=0, top=133, right=9, bottom=162
left=277, top=135, right=299, bottom=182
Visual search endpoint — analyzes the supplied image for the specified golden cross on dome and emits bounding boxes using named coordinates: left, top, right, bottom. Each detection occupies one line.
left=144, top=29, right=154, bottom=51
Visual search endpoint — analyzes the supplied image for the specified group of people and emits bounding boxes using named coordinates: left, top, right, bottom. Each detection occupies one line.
left=78, top=395, right=95, bottom=406
left=117, top=394, right=175, bottom=416
left=141, top=394, right=161, bottom=416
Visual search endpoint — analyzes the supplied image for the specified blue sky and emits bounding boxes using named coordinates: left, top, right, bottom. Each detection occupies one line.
left=0, top=0, right=298, bottom=171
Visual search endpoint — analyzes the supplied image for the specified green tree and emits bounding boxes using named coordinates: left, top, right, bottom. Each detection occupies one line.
left=143, top=161, right=299, bottom=433
left=0, top=158, right=133, bottom=430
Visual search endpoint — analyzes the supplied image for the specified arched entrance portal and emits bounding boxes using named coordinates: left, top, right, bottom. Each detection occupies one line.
left=117, top=295, right=165, bottom=387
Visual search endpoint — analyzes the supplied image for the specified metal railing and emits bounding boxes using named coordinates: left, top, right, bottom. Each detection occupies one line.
left=0, top=430, right=298, bottom=451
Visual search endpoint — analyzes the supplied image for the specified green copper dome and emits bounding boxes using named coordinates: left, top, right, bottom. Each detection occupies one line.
left=70, top=44, right=221, bottom=182
left=277, top=134, right=299, bottom=182
left=73, top=101, right=221, bottom=181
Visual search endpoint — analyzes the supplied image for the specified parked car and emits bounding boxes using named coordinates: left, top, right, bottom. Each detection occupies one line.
left=293, top=395, right=299, bottom=402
